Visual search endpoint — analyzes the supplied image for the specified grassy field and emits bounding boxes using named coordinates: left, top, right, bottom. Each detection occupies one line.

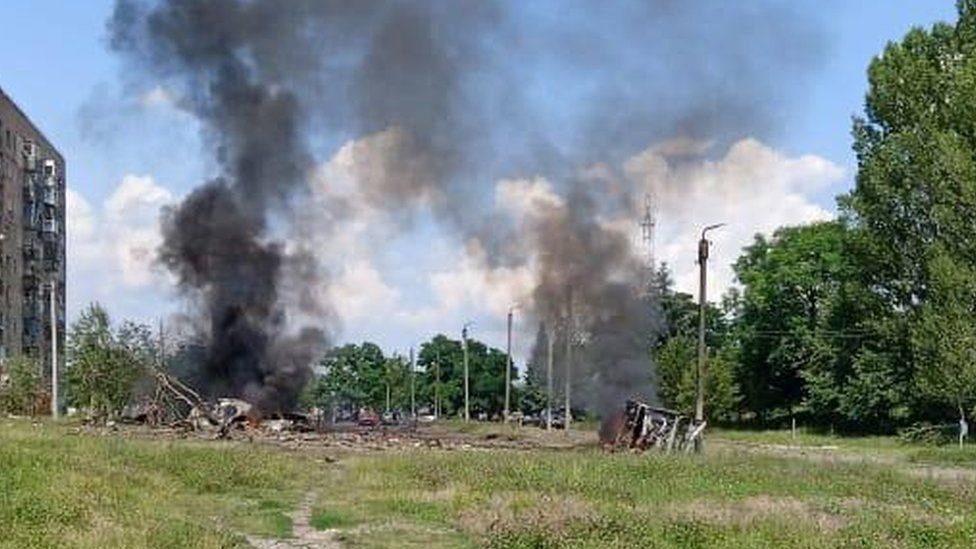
left=1, top=420, right=975, bottom=548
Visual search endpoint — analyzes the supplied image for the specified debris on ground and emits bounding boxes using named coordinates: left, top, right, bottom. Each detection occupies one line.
left=600, top=399, right=704, bottom=453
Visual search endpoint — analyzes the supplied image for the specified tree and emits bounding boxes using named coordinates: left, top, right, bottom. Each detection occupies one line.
left=0, top=356, right=43, bottom=416
left=729, top=222, right=894, bottom=427
left=315, top=342, right=388, bottom=412
left=65, top=303, right=145, bottom=419
left=656, top=336, right=695, bottom=410
left=841, top=2, right=976, bottom=426
left=913, top=250, right=976, bottom=423
left=652, top=263, right=735, bottom=418
left=417, top=334, right=513, bottom=418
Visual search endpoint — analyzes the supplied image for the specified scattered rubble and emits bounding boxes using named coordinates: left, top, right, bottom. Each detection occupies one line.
left=98, top=369, right=598, bottom=453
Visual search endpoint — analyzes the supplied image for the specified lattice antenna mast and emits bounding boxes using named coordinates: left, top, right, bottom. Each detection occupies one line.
left=639, top=192, right=656, bottom=294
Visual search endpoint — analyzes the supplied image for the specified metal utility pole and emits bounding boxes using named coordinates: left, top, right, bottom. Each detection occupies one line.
left=564, top=295, right=573, bottom=432
left=462, top=322, right=472, bottom=422
left=410, top=347, right=416, bottom=419
left=49, top=280, right=58, bottom=419
left=695, top=223, right=725, bottom=450
left=434, top=350, right=441, bottom=418
left=504, top=305, right=518, bottom=422
left=157, top=318, right=165, bottom=368
left=546, top=324, right=554, bottom=431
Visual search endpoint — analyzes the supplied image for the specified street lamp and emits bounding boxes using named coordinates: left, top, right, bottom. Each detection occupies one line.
left=695, top=223, right=725, bottom=451
left=462, top=321, right=473, bottom=422
left=505, top=304, right=520, bottom=422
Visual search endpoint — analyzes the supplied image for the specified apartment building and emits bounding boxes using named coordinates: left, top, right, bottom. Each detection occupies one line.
left=0, top=86, right=66, bottom=398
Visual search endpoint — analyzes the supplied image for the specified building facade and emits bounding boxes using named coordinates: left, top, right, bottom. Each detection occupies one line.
left=0, top=86, right=66, bottom=399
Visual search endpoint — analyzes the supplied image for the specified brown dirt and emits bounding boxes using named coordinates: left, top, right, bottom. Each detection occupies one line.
left=72, top=421, right=599, bottom=455
left=246, top=492, right=341, bottom=549
left=668, top=495, right=846, bottom=531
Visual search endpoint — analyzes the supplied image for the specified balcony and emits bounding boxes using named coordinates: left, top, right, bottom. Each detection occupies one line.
left=42, top=187, right=56, bottom=206
left=22, top=317, right=41, bottom=347
left=23, top=271, right=39, bottom=289
left=41, top=218, right=57, bottom=235
left=22, top=210, right=38, bottom=230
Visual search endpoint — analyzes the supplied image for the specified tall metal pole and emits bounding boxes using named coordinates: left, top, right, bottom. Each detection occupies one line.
left=564, top=295, right=573, bottom=432
left=434, top=350, right=441, bottom=418
left=696, top=223, right=725, bottom=450
left=546, top=324, right=554, bottom=431
left=462, top=323, right=471, bottom=422
left=157, top=318, right=165, bottom=368
left=505, top=307, right=514, bottom=421
left=50, top=280, right=58, bottom=419
left=410, top=347, right=416, bottom=419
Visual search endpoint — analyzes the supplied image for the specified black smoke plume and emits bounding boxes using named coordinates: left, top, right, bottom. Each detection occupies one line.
left=110, top=0, right=822, bottom=414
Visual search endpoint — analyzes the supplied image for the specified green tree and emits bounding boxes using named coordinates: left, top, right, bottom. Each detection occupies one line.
left=316, top=342, right=387, bottom=411
left=656, top=336, right=695, bottom=410
left=0, top=356, right=43, bottom=415
left=913, top=250, right=976, bottom=423
left=841, top=1, right=976, bottom=426
left=65, top=303, right=145, bottom=419
left=730, top=222, right=891, bottom=426
left=652, top=263, right=735, bottom=418
left=417, top=334, right=513, bottom=418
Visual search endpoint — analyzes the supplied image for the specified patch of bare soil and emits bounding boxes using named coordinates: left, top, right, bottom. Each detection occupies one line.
left=73, top=422, right=598, bottom=455
left=246, top=493, right=340, bottom=549
left=668, top=495, right=846, bottom=531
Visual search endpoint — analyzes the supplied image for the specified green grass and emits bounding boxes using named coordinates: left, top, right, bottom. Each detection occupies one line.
left=318, top=445, right=976, bottom=548
left=710, top=427, right=904, bottom=451
left=710, top=427, right=976, bottom=468
left=0, top=420, right=319, bottom=548
left=310, top=508, right=357, bottom=529
left=3, top=420, right=976, bottom=547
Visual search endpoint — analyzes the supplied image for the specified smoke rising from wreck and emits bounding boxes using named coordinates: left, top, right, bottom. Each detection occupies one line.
left=110, top=0, right=822, bottom=413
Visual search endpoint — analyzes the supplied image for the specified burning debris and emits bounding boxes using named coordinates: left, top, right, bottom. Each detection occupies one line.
left=600, top=399, right=704, bottom=453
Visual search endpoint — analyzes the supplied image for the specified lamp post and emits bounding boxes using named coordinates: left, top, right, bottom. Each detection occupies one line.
left=410, top=347, right=416, bottom=419
left=695, top=223, right=725, bottom=451
left=50, top=280, right=58, bottom=419
left=564, top=295, right=573, bottom=433
left=505, top=304, right=520, bottom=422
left=462, top=322, right=473, bottom=422
left=546, top=323, right=554, bottom=431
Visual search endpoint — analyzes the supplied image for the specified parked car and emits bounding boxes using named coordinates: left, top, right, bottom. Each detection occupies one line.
left=381, top=410, right=401, bottom=425
left=357, top=407, right=380, bottom=427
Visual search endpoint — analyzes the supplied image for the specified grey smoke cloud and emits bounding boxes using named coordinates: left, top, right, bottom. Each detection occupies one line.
left=109, top=0, right=823, bottom=412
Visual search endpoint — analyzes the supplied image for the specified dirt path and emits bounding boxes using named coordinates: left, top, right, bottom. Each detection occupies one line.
left=246, top=493, right=341, bottom=549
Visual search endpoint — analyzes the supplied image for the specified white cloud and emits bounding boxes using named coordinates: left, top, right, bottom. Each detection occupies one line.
left=139, top=86, right=176, bottom=109
left=625, top=138, right=844, bottom=298
left=327, top=260, right=401, bottom=322
left=495, top=177, right=563, bottom=220
left=67, top=174, right=175, bottom=317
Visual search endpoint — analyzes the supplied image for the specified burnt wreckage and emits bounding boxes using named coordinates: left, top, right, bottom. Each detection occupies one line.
left=601, top=400, right=705, bottom=453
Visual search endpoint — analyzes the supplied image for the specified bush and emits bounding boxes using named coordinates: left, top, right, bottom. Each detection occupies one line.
left=897, top=422, right=957, bottom=446
left=0, top=356, right=44, bottom=416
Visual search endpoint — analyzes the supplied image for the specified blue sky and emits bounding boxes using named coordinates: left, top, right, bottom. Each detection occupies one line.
left=0, top=1, right=960, bottom=359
